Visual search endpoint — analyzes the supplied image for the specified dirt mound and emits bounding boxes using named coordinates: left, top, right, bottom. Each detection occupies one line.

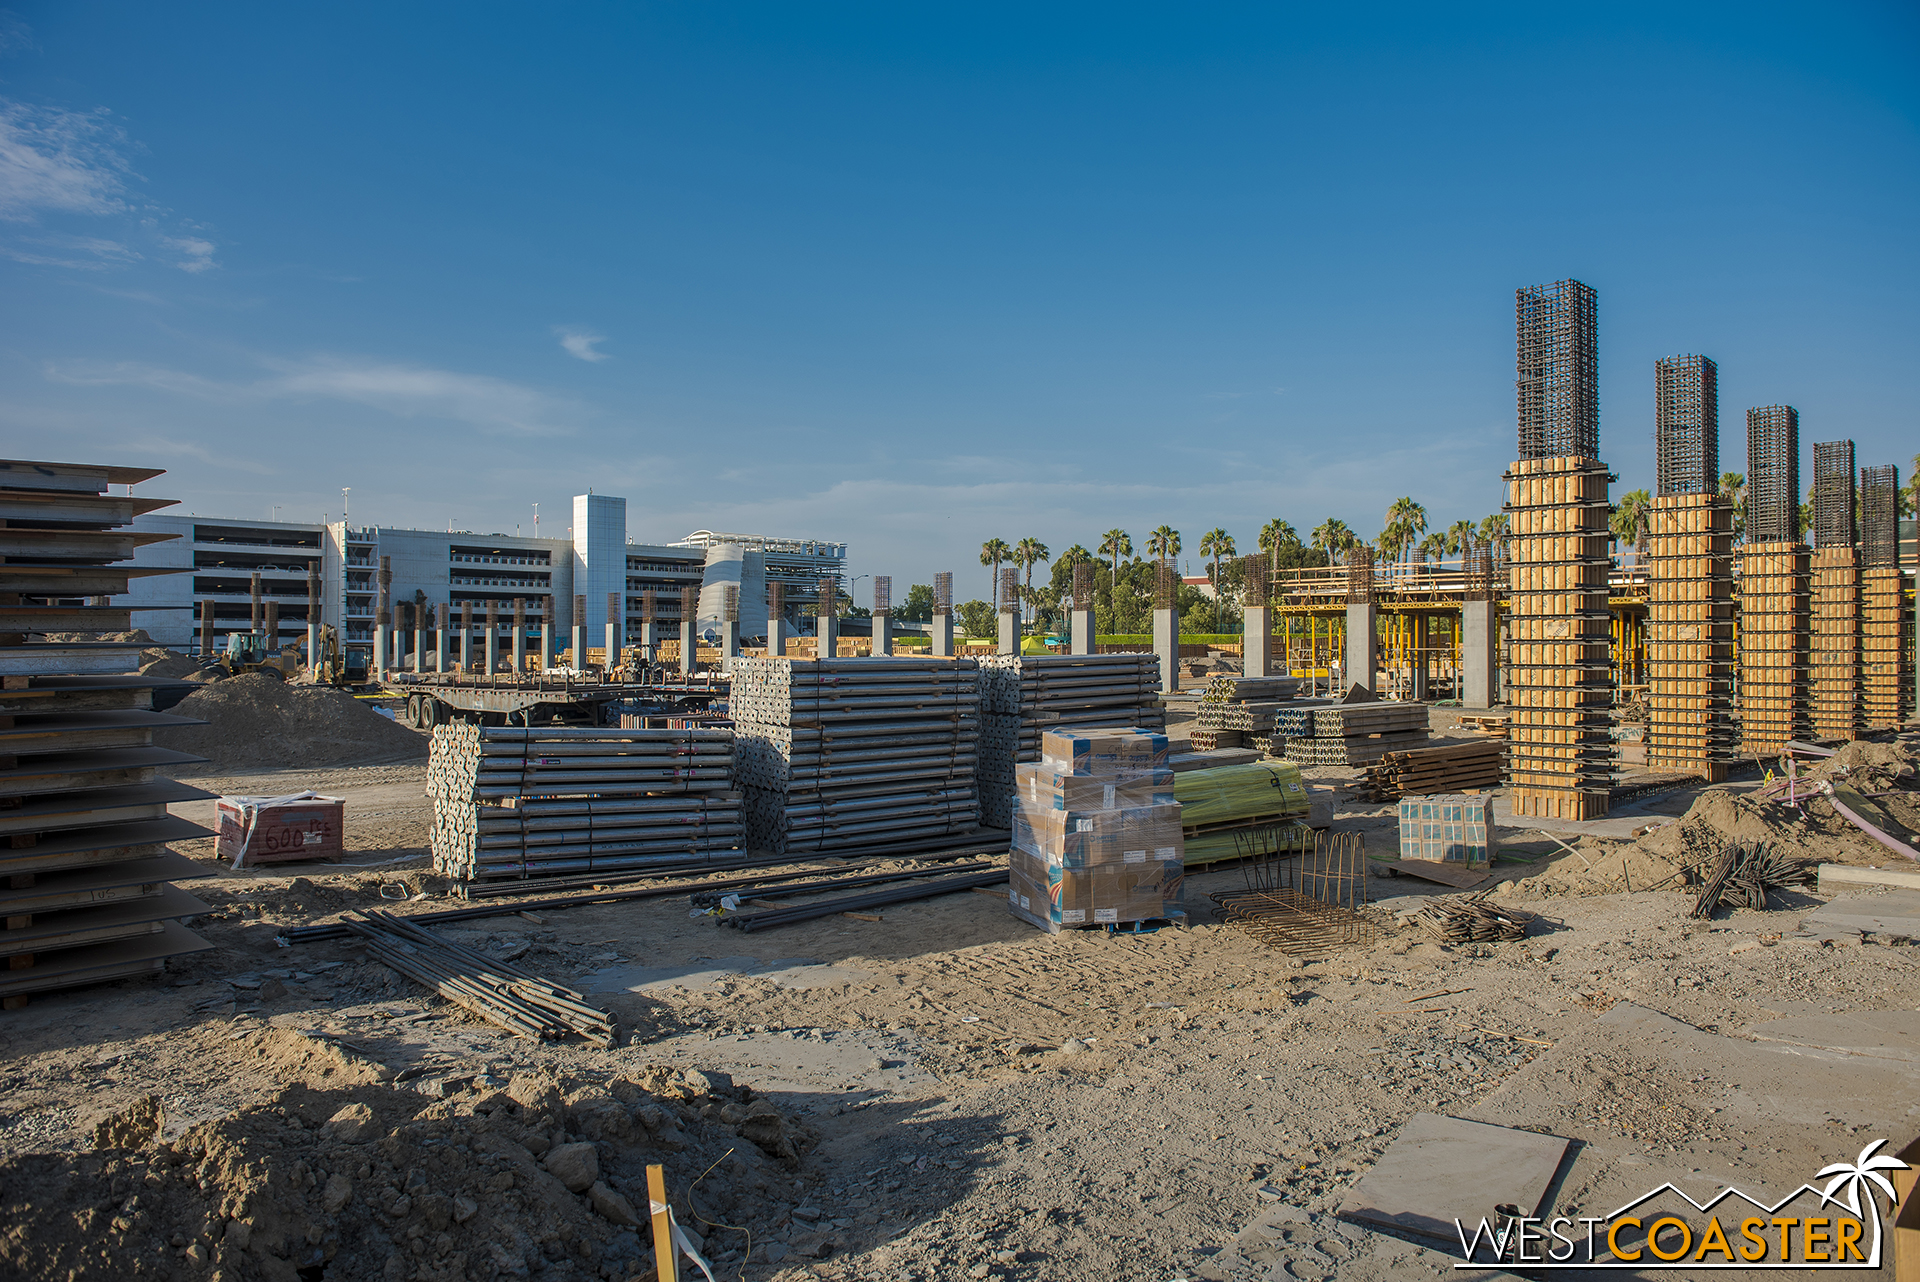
left=158, top=674, right=425, bottom=773
left=137, top=647, right=215, bottom=682
left=1630, top=767, right=1920, bottom=871
left=1497, top=838, right=1690, bottom=898
left=39, top=629, right=153, bottom=644
left=0, top=1067, right=813, bottom=1281
left=1807, top=738, right=1916, bottom=790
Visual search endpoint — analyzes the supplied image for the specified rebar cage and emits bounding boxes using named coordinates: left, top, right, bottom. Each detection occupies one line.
left=933, top=572, right=952, bottom=614
left=1746, top=405, right=1801, bottom=544
left=1239, top=553, right=1268, bottom=607
left=1209, top=830, right=1378, bottom=955
left=1812, top=440, right=1855, bottom=549
left=1861, top=465, right=1901, bottom=568
left=1073, top=561, right=1094, bottom=611
left=1654, top=353, right=1718, bottom=496
left=1516, top=278, right=1599, bottom=460
left=872, top=575, right=890, bottom=616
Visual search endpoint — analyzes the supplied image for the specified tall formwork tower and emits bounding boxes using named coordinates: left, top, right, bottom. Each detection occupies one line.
left=1645, top=355, right=1735, bottom=780
left=1809, top=440, right=1862, bottom=740
left=1506, top=279, right=1613, bottom=820
left=1739, top=406, right=1810, bottom=754
left=1859, top=464, right=1910, bottom=728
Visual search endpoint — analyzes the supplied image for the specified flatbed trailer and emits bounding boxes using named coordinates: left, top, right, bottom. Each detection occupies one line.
left=382, top=674, right=728, bottom=728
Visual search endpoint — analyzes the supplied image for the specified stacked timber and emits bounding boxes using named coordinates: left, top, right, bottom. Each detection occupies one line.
left=978, top=654, right=1163, bottom=828
left=1505, top=456, right=1615, bottom=820
left=428, top=724, right=740, bottom=880
left=1738, top=543, right=1810, bottom=755
left=1269, top=702, right=1429, bottom=766
left=1644, top=493, right=1736, bottom=781
left=1356, top=740, right=1506, bottom=802
left=733, top=656, right=979, bottom=854
left=0, top=456, right=216, bottom=1009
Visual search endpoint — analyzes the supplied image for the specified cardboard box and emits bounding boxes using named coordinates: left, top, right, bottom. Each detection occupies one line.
left=1396, top=793, right=1496, bottom=865
left=1015, top=762, right=1175, bottom=813
left=215, top=792, right=345, bottom=866
left=1039, top=728, right=1170, bottom=776
left=1012, top=801, right=1184, bottom=869
left=1008, top=850, right=1185, bottom=933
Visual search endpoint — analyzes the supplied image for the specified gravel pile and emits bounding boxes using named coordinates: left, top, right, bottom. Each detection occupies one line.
left=157, top=674, right=425, bottom=773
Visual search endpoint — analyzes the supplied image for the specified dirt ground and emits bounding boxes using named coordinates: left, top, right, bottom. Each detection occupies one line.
left=2, top=695, right=1918, bottom=1281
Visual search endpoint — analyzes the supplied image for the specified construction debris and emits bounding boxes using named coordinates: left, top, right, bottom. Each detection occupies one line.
left=428, top=724, right=741, bottom=880
left=1414, top=892, right=1538, bottom=942
left=1688, top=842, right=1811, bottom=918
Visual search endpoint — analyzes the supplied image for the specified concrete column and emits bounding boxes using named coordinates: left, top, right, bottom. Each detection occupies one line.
left=460, top=622, right=471, bottom=673
left=1344, top=601, right=1378, bottom=695
left=873, top=611, right=892, bottom=656
left=306, top=565, right=320, bottom=678
left=435, top=625, right=447, bottom=674
left=719, top=620, right=740, bottom=669
left=1461, top=599, right=1496, bottom=709
left=1410, top=613, right=1429, bottom=701
left=414, top=619, right=426, bottom=675
left=1242, top=605, right=1272, bottom=677
left=930, top=614, right=952, bottom=657
left=537, top=620, right=551, bottom=673
left=604, top=621, right=618, bottom=672
left=1070, top=609, right=1094, bottom=655
left=512, top=626, right=526, bottom=676
left=680, top=616, right=697, bottom=677
left=769, top=614, right=787, bottom=657
left=570, top=624, right=584, bottom=670
left=484, top=624, right=498, bottom=676
left=1153, top=606, right=1178, bottom=693
left=816, top=609, right=837, bottom=659
left=997, top=610, right=1018, bottom=655
left=373, top=625, right=387, bottom=677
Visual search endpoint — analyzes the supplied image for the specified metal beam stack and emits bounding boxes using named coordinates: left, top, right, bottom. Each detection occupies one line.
left=1644, top=494, right=1736, bottom=780
left=1860, top=464, right=1909, bottom=730
left=0, top=457, right=216, bottom=1008
left=1809, top=441, right=1862, bottom=741
left=1270, top=702, right=1429, bottom=765
left=732, top=656, right=980, bottom=854
left=427, top=724, right=740, bottom=880
left=1504, top=456, right=1615, bottom=819
left=1739, top=406, right=1810, bottom=756
left=978, top=654, right=1165, bottom=828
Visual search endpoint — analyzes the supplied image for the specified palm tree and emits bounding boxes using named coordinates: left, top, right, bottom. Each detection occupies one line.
left=1417, top=532, right=1448, bottom=565
left=1310, top=519, right=1355, bottom=557
left=1146, top=525, right=1181, bottom=572
left=1258, top=519, right=1298, bottom=574
left=1612, top=488, right=1651, bottom=560
left=1719, top=472, right=1747, bottom=541
left=1198, top=528, right=1235, bottom=632
left=1013, top=537, right=1050, bottom=630
left=1099, top=529, right=1132, bottom=587
left=1444, top=518, right=1477, bottom=558
left=1383, top=497, right=1428, bottom=576
left=980, top=537, right=1011, bottom=610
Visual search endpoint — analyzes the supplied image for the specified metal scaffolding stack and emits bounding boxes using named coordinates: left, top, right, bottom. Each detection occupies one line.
left=1645, top=494, right=1736, bottom=780
left=978, top=654, right=1165, bottom=828
left=0, top=457, right=216, bottom=1007
left=1739, top=406, right=1810, bottom=755
left=427, top=724, right=740, bottom=880
left=1654, top=355, right=1719, bottom=498
left=1860, top=464, right=1909, bottom=730
left=1809, top=441, right=1862, bottom=741
left=1503, top=455, right=1615, bottom=819
left=733, top=657, right=980, bottom=854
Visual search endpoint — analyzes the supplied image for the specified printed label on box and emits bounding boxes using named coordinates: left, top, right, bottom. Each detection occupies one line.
left=1062, top=909, right=1087, bottom=924
left=1094, top=908, right=1118, bottom=922
left=1123, top=849, right=1147, bottom=863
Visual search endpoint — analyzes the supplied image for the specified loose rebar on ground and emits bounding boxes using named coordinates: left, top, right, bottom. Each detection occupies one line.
left=1209, top=830, right=1377, bottom=955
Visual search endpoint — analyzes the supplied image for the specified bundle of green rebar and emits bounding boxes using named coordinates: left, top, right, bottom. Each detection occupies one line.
left=1173, top=761, right=1311, bottom=828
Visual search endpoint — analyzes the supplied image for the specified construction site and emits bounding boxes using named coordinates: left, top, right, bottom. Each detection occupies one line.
left=3, top=279, right=1920, bottom=1282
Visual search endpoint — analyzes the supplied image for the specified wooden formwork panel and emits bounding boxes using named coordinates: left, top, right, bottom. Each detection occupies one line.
left=1860, top=566, right=1909, bottom=729
left=1649, top=495, right=1737, bottom=774
left=1808, top=546, right=1862, bottom=741
left=1509, top=787, right=1610, bottom=820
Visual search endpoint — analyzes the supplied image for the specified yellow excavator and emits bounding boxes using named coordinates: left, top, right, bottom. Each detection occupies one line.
left=212, top=630, right=298, bottom=680
left=309, top=624, right=370, bottom=687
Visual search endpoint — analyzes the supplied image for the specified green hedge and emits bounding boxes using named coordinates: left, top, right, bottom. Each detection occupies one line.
left=1095, top=634, right=1247, bottom=645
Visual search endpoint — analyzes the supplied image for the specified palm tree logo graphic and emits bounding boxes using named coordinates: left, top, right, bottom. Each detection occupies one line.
left=1816, top=1139, right=1907, bottom=1264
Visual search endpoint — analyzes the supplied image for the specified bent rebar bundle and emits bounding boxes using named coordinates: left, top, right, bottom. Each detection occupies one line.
left=1210, top=830, right=1377, bottom=955
left=1689, top=841, right=1811, bottom=919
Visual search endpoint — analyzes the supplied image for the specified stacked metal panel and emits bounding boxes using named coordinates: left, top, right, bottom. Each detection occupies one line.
left=733, top=656, right=980, bottom=853
left=1191, top=673, right=1301, bottom=750
left=1860, top=464, right=1909, bottom=730
left=1504, top=456, right=1614, bottom=820
left=0, top=457, right=215, bottom=1007
left=977, top=654, right=1164, bottom=828
left=427, top=723, right=740, bottom=880
left=1269, top=702, right=1429, bottom=765
left=1645, top=495, right=1737, bottom=780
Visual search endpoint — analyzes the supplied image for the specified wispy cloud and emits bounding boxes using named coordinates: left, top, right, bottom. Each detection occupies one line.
left=0, top=101, right=131, bottom=221
left=48, top=353, right=584, bottom=437
left=162, top=234, right=216, bottom=273
left=556, top=327, right=608, bottom=362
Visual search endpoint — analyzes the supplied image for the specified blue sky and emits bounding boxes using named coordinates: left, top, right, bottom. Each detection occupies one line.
left=1, top=3, right=1915, bottom=598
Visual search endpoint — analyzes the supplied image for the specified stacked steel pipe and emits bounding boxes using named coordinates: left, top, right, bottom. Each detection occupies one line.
left=0, top=456, right=217, bottom=1007
left=428, top=723, right=740, bottom=880
left=732, top=656, right=980, bottom=854
left=1270, top=701, right=1429, bottom=765
left=977, top=654, right=1164, bottom=828
left=1191, top=673, right=1300, bottom=750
